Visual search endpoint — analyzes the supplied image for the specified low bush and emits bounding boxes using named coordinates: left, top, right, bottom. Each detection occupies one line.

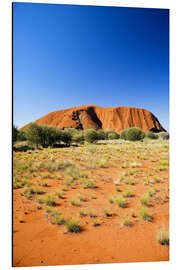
left=13, top=125, right=19, bottom=143
left=84, top=129, right=99, bottom=143
left=97, top=130, right=106, bottom=140
left=25, top=123, right=72, bottom=147
left=158, top=132, right=169, bottom=140
left=107, top=131, right=120, bottom=140
left=146, top=131, right=158, bottom=139
left=120, top=127, right=145, bottom=141
left=105, top=130, right=120, bottom=140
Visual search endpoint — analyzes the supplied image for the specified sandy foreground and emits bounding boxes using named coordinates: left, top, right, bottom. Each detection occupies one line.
left=13, top=142, right=169, bottom=267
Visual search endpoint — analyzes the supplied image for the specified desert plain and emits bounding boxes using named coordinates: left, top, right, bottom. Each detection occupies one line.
left=13, top=138, right=169, bottom=267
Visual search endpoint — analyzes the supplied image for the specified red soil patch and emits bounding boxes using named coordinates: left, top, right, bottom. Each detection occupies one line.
left=21, top=105, right=166, bottom=132
left=13, top=148, right=169, bottom=267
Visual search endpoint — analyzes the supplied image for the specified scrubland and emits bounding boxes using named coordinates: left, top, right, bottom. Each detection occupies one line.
left=13, top=139, right=169, bottom=266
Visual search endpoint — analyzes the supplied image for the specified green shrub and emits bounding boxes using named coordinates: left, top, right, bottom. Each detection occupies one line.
left=105, top=130, right=120, bottom=140
left=158, top=132, right=169, bottom=140
left=146, top=131, right=158, bottom=139
left=120, top=127, right=145, bottom=141
left=25, top=123, right=72, bottom=147
left=60, top=130, right=72, bottom=146
left=84, top=129, right=99, bottom=143
left=13, top=125, right=19, bottom=143
left=73, top=132, right=84, bottom=144
left=107, top=132, right=120, bottom=140
left=25, top=123, right=58, bottom=147
left=97, top=130, right=106, bottom=140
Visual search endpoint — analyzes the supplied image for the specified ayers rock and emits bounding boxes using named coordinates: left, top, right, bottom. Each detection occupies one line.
left=23, top=105, right=166, bottom=133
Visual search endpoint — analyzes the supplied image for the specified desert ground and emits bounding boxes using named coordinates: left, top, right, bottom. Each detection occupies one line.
left=13, top=139, right=169, bottom=267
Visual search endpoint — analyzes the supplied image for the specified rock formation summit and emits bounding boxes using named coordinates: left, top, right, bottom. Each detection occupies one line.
left=23, top=105, right=166, bottom=133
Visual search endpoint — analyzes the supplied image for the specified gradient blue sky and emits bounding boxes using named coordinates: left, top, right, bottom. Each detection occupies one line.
left=13, top=2, right=169, bottom=130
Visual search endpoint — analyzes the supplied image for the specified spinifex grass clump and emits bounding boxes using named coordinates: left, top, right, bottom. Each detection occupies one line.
left=139, top=207, right=153, bottom=221
left=150, top=176, right=161, bottom=184
left=92, top=218, right=100, bottom=227
left=104, top=208, right=112, bottom=217
left=53, top=214, right=66, bottom=226
left=79, top=208, right=87, bottom=217
left=65, top=218, right=82, bottom=233
left=82, top=180, right=96, bottom=189
left=129, top=169, right=138, bottom=176
left=22, top=186, right=37, bottom=199
left=156, top=227, right=169, bottom=245
left=115, top=185, right=121, bottom=192
left=140, top=192, right=152, bottom=206
left=124, top=178, right=135, bottom=185
left=142, top=178, right=149, bottom=186
left=36, top=197, right=44, bottom=204
left=96, top=158, right=109, bottom=168
left=35, top=187, right=44, bottom=194
left=78, top=194, right=87, bottom=202
left=44, top=194, right=56, bottom=206
left=55, top=191, right=64, bottom=199
left=70, top=198, right=79, bottom=206
left=46, top=207, right=66, bottom=225
left=115, top=195, right=128, bottom=208
left=109, top=194, right=127, bottom=208
left=122, top=187, right=134, bottom=198
left=122, top=216, right=133, bottom=227
left=90, top=193, right=96, bottom=199
left=65, top=165, right=81, bottom=186
left=41, top=181, right=48, bottom=187
left=88, top=210, right=97, bottom=218
left=130, top=161, right=141, bottom=168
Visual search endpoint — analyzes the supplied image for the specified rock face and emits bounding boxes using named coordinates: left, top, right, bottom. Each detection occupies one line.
left=23, top=105, right=166, bottom=132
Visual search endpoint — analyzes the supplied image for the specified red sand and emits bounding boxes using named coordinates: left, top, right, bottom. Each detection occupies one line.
left=13, top=155, right=169, bottom=267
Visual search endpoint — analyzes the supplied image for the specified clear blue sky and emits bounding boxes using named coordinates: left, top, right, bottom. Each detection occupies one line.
left=13, top=2, right=169, bottom=130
